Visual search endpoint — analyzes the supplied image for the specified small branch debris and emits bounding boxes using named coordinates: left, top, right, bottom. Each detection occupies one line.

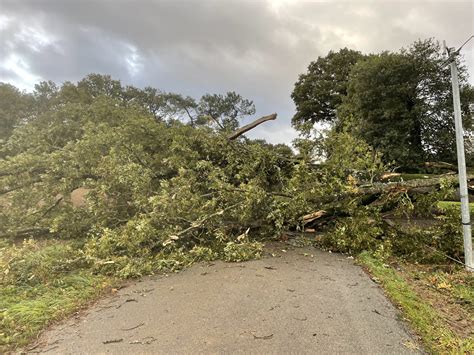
left=133, top=288, right=154, bottom=297
left=302, top=210, right=327, bottom=224
left=130, top=336, right=157, bottom=345
left=28, top=339, right=61, bottom=353
left=264, top=266, right=277, bottom=270
left=121, top=322, right=145, bottom=331
left=96, top=305, right=115, bottom=312
left=103, top=338, right=123, bottom=344
left=39, top=345, right=59, bottom=353
left=26, top=342, right=45, bottom=352
left=116, top=298, right=138, bottom=309
left=252, top=333, right=274, bottom=340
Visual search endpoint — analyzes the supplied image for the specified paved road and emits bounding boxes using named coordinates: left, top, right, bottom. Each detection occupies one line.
left=31, top=244, right=421, bottom=354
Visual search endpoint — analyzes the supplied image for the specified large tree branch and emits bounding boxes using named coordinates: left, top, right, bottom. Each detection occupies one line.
left=307, top=174, right=474, bottom=206
left=228, top=113, right=277, bottom=140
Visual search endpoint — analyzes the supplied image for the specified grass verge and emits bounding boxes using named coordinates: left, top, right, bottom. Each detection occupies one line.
left=437, top=201, right=474, bottom=210
left=358, top=252, right=473, bottom=354
left=0, top=240, right=115, bottom=352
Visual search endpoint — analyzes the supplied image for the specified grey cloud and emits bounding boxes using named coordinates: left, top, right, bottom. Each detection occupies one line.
left=1, top=0, right=473, bottom=145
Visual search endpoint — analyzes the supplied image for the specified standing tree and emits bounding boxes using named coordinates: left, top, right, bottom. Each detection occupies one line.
left=197, top=92, right=255, bottom=131
left=291, top=48, right=365, bottom=133
left=339, top=52, right=423, bottom=166
left=341, top=39, right=473, bottom=166
left=403, top=39, right=473, bottom=163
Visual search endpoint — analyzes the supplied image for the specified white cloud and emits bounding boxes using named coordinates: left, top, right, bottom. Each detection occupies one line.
left=0, top=53, right=41, bottom=90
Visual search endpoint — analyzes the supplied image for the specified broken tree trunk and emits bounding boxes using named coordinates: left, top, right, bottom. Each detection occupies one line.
left=228, top=113, right=277, bottom=140
left=302, top=210, right=327, bottom=223
left=424, top=161, right=457, bottom=171
left=307, top=174, right=474, bottom=206
left=357, top=174, right=474, bottom=196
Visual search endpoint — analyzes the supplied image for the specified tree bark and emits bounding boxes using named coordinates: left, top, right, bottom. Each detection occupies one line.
left=228, top=113, right=277, bottom=140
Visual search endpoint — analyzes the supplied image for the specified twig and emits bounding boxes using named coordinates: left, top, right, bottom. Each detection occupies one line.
left=121, top=322, right=145, bottom=331
left=116, top=298, right=138, bottom=309
left=252, top=333, right=273, bottom=340
left=130, top=336, right=157, bottom=345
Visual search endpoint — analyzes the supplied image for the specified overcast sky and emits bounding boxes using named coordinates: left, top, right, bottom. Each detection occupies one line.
left=1, top=0, right=473, bottom=144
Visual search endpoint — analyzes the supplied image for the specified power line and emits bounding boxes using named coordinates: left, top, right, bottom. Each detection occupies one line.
left=455, top=35, right=474, bottom=54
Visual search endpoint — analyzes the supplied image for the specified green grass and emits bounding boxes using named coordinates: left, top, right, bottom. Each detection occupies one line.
left=358, top=252, right=474, bottom=354
left=438, top=201, right=474, bottom=220
left=0, top=240, right=114, bottom=352
left=437, top=201, right=474, bottom=210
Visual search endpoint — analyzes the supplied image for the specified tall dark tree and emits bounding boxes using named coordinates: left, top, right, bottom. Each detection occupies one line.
left=291, top=48, right=365, bottom=133
left=339, top=53, right=423, bottom=166
left=341, top=39, right=473, bottom=166
left=403, top=39, right=472, bottom=163
left=293, top=39, right=473, bottom=167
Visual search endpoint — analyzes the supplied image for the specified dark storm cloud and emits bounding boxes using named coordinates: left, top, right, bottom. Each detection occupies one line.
left=1, top=0, right=473, bottom=144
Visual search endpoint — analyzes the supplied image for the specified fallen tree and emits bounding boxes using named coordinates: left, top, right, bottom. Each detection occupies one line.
left=1, top=90, right=469, bottom=276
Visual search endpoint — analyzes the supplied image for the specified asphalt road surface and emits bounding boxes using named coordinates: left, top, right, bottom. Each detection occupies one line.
left=31, top=244, right=421, bottom=354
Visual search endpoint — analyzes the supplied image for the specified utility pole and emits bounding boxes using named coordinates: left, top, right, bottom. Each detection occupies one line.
left=444, top=40, right=473, bottom=271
